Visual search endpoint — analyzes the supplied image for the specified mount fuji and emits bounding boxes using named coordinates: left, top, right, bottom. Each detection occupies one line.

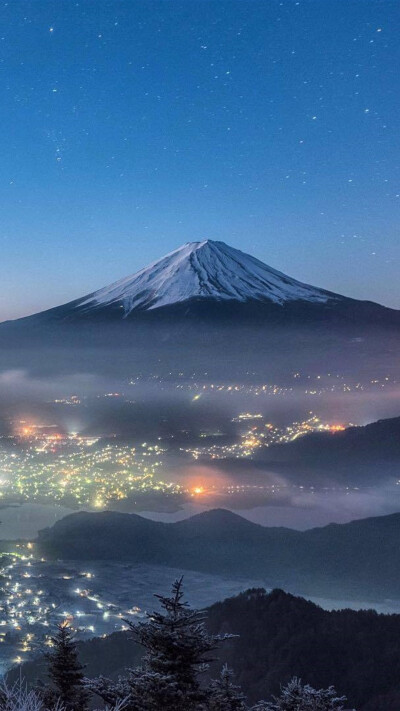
left=8, top=238, right=395, bottom=323
left=0, top=240, right=398, bottom=379
left=72, top=240, right=339, bottom=318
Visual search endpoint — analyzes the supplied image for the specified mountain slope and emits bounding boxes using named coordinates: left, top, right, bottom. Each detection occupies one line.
left=4, top=239, right=396, bottom=325
left=252, top=415, right=400, bottom=485
left=0, top=239, right=398, bottom=381
left=9, top=588, right=400, bottom=710
left=36, top=508, right=400, bottom=600
left=75, top=240, right=339, bottom=317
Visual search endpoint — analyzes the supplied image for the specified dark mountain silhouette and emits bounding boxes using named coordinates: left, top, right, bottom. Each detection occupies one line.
left=36, top=508, right=400, bottom=600
left=9, top=588, right=400, bottom=711
left=252, top=415, right=400, bottom=485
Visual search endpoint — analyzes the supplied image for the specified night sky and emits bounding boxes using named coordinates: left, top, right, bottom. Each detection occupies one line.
left=0, top=0, right=399, bottom=319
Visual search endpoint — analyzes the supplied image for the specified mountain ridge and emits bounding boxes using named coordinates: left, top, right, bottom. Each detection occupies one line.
left=250, top=415, right=400, bottom=485
left=35, top=508, right=400, bottom=600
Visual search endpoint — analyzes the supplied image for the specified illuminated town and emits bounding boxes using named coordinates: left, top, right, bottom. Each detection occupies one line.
left=183, top=414, right=346, bottom=460
left=0, top=400, right=351, bottom=510
left=0, top=374, right=395, bottom=671
left=131, top=371, right=398, bottom=397
left=0, top=541, right=262, bottom=673
left=0, top=540, right=149, bottom=670
left=0, top=424, right=177, bottom=508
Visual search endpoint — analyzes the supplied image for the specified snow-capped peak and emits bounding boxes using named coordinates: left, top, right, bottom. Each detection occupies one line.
left=78, top=240, right=337, bottom=316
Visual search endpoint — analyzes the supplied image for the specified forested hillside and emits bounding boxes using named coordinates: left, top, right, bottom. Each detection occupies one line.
left=9, top=587, right=400, bottom=710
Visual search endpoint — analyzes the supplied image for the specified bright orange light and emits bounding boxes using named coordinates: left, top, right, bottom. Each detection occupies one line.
left=193, top=486, right=204, bottom=495
left=15, top=423, right=36, bottom=437
left=330, top=425, right=345, bottom=432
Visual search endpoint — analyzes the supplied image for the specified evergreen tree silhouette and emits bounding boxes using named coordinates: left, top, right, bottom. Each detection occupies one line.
left=46, top=620, right=89, bottom=711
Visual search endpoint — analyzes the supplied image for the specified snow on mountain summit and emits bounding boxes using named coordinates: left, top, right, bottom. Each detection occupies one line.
left=78, top=240, right=337, bottom=316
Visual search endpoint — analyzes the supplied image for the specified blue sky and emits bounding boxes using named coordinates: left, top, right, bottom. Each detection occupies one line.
left=0, top=0, right=399, bottom=319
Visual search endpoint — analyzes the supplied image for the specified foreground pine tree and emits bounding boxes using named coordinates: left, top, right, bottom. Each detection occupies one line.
left=45, top=621, right=89, bottom=711
left=208, top=665, right=247, bottom=711
left=88, top=577, right=225, bottom=711
left=252, top=677, right=347, bottom=710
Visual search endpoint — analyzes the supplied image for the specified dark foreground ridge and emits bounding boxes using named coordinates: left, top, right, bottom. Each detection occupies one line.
left=9, top=587, right=400, bottom=710
left=36, top=508, right=400, bottom=600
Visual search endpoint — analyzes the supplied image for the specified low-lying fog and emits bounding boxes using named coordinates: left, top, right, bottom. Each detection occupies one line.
left=0, top=367, right=399, bottom=538
left=1, top=483, right=399, bottom=541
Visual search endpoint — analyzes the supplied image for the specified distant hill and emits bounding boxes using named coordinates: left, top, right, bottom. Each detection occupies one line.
left=9, top=588, right=400, bottom=711
left=36, top=508, right=400, bottom=600
left=253, top=415, right=400, bottom=484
